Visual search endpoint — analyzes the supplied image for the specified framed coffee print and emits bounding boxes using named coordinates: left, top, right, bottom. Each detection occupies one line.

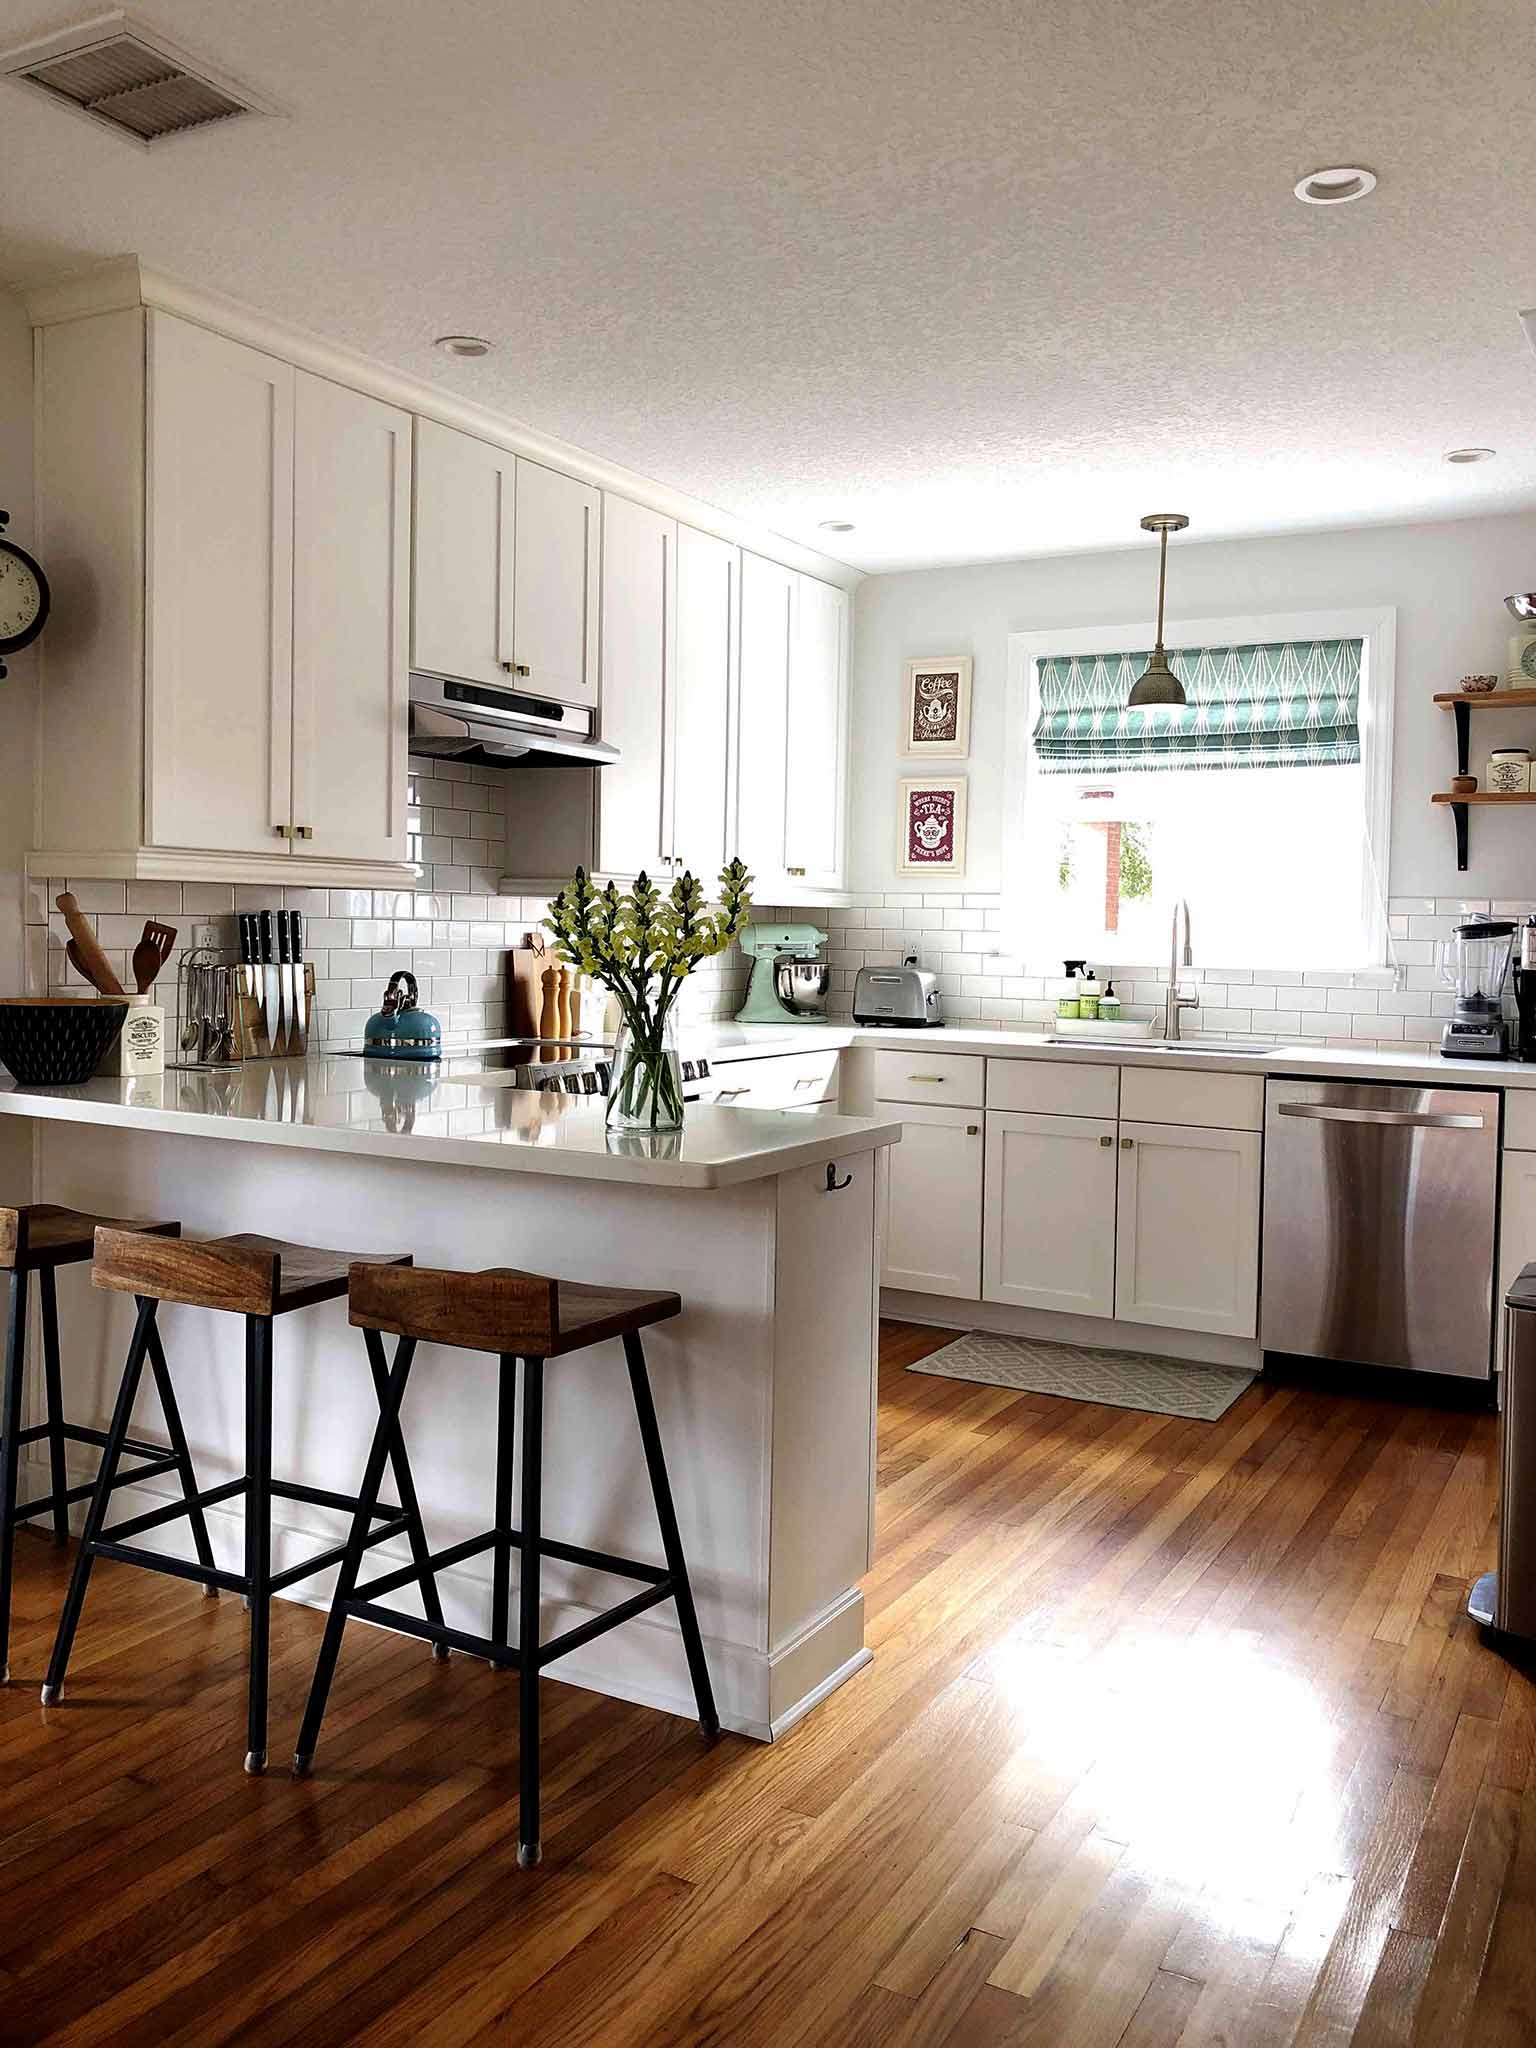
left=901, top=656, right=972, bottom=757
left=898, top=777, right=968, bottom=876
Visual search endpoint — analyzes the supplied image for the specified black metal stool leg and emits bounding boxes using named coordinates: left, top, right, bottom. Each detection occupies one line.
left=0, top=1269, right=28, bottom=1683
left=144, top=1318, right=219, bottom=1600
left=41, top=1296, right=156, bottom=1705
left=245, top=1316, right=274, bottom=1775
left=38, top=1268, right=70, bottom=1546
left=490, top=1352, right=516, bottom=1670
left=362, top=1327, right=447, bottom=1658
left=623, top=1332, right=719, bottom=1738
left=518, top=1355, right=543, bottom=1869
left=293, top=1335, right=418, bottom=1777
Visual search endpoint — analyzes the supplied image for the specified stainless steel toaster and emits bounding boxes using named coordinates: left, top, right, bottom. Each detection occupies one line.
left=852, top=958, right=943, bottom=1027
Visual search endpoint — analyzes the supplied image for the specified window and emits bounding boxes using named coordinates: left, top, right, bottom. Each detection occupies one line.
left=1004, top=610, right=1395, bottom=971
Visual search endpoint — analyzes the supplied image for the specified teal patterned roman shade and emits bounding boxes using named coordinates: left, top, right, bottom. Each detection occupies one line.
left=1032, top=639, right=1363, bottom=773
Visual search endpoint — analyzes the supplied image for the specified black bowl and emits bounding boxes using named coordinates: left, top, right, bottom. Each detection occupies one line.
left=0, top=997, right=128, bottom=1086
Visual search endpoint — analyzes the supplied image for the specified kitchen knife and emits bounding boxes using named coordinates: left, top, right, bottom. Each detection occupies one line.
left=274, top=908, right=294, bottom=1058
left=258, top=910, right=283, bottom=1057
left=238, top=914, right=258, bottom=1007
left=287, top=909, right=307, bottom=1055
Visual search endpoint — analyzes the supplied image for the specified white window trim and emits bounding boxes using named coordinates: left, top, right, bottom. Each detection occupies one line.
left=1002, top=606, right=1397, bottom=968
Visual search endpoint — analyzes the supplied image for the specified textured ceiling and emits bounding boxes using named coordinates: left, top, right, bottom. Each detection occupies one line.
left=1, top=0, right=1534, bottom=571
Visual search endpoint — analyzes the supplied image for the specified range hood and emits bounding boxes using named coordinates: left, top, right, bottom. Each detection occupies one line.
left=409, top=673, right=618, bottom=767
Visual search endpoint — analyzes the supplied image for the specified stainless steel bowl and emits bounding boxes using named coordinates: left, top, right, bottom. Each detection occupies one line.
left=1506, top=593, right=1536, bottom=622
left=773, top=959, right=830, bottom=1015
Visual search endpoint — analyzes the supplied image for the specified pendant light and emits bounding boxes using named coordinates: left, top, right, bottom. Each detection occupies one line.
left=1128, top=513, right=1190, bottom=706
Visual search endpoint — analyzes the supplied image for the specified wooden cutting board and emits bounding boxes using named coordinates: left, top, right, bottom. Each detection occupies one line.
left=506, top=934, right=552, bottom=1039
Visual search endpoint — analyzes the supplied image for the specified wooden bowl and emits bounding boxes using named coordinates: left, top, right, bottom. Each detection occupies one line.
left=0, top=996, right=127, bottom=1086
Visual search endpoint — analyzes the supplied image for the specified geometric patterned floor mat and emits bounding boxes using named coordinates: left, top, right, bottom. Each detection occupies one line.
left=908, top=1329, right=1258, bottom=1421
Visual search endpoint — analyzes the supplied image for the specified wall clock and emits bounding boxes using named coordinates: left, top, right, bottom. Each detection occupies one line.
left=0, top=509, right=50, bottom=679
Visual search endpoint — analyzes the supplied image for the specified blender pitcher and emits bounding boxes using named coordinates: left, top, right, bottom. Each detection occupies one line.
left=1439, top=917, right=1515, bottom=1059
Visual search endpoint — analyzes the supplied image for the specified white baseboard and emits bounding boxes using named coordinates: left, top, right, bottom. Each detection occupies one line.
left=879, top=1290, right=1261, bottom=1370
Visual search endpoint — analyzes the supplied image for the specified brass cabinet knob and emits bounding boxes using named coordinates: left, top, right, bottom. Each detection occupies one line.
left=1121, top=1136, right=1133, bottom=1149
left=1099, top=1134, right=1112, bottom=1147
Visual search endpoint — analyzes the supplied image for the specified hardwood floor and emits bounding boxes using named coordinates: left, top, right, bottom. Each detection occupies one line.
left=0, top=1319, right=1530, bottom=2045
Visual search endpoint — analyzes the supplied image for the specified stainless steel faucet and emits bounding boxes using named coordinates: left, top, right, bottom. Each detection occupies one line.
left=1163, top=899, right=1199, bottom=1040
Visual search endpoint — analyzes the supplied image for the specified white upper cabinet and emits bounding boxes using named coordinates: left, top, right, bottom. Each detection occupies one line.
left=410, top=416, right=511, bottom=690
left=511, top=458, right=600, bottom=707
left=785, top=574, right=848, bottom=885
left=597, top=493, right=673, bottom=878
left=291, top=374, right=411, bottom=866
left=736, top=551, right=794, bottom=888
left=671, top=524, right=736, bottom=880
left=735, top=554, right=849, bottom=893
left=411, top=420, right=599, bottom=708
left=146, top=313, right=295, bottom=857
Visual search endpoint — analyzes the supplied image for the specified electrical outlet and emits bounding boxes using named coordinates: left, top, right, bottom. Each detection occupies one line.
left=191, top=922, right=222, bottom=952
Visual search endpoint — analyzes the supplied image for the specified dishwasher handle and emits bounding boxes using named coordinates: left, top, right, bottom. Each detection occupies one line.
left=1275, top=1101, right=1486, bottom=1131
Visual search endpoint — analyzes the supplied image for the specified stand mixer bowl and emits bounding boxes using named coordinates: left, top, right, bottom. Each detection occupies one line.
left=773, top=959, right=830, bottom=1015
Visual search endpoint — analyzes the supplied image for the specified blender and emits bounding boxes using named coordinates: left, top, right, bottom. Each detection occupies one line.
left=1439, top=916, right=1515, bottom=1059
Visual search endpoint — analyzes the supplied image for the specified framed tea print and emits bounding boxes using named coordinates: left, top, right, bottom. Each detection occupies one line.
left=901, top=656, right=972, bottom=757
left=898, top=777, right=968, bottom=876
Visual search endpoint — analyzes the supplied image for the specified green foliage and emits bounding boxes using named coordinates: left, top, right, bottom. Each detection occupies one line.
left=544, top=858, right=754, bottom=1043
left=1120, top=821, right=1153, bottom=899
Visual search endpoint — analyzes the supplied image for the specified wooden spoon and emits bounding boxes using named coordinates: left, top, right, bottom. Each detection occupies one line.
left=56, top=893, right=126, bottom=996
left=132, top=919, right=177, bottom=994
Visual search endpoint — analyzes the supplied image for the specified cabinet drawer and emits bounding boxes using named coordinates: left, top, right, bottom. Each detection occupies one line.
left=872, top=1050, right=985, bottom=1108
left=1118, top=1064, right=1263, bottom=1131
left=985, top=1058, right=1119, bottom=1118
left=711, top=1048, right=841, bottom=1109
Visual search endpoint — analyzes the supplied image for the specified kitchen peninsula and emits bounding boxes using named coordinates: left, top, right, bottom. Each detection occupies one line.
left=0, top=1062, right=900, bottom=1739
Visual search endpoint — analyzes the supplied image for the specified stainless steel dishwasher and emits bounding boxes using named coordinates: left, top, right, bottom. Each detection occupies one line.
left=1261, top=1078, right=1499, bottom=1379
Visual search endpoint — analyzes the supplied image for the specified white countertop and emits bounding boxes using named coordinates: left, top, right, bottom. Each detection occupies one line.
left=0, top=1057, right=902, bottom=1190
left=696, top=1019, right=1536, bottom=1090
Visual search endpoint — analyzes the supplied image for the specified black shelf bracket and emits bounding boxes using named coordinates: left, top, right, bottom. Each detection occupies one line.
left=1453, top=697, right=1471, bottom=778
left=1451, top=800, right=1469, bottom=871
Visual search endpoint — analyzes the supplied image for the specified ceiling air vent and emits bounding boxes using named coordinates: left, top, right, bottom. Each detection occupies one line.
left=0, top=10, right=278, bottom=145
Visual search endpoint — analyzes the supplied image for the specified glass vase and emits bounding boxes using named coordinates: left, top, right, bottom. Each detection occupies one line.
left=605, top=1013, right=686, bottom=1133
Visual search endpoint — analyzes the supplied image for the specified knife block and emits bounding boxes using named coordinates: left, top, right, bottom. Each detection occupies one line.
left=237, top=961, right=316, bottom=1060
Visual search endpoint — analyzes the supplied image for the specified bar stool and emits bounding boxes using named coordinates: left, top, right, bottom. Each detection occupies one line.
left=292, top=1262, right=719, bottom=1868
left=42, top=1230, right=445, bottom=1775
left=0, top=1205, right=194, bottom=1684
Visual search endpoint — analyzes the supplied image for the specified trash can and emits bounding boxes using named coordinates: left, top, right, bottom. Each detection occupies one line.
left=1468, top=1261, right=1536, bottom=1640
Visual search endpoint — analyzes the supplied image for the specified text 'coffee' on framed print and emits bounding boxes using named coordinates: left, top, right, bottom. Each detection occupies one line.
left=901, top=656, right=972, bottom=757
left=898, top=777, right=968, bottom=876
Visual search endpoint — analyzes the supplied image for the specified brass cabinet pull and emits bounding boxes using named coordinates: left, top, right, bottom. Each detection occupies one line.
left=967, top=1123, right=979, bottom=1135
left=1099, top=1134, right=1112, bottom=1147
left=1121, top=1136, right=1134, bottom=1149
left=274, top=823, right=314, bottom=841
left=500, top=661, right=532, bottom=678
left=909, top=1074, right=945, bottom=1083
left=787, top=866, right=807, bottom=877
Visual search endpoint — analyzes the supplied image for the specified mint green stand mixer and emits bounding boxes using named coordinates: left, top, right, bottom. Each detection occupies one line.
left=736, top=924, right=831, bottom=1023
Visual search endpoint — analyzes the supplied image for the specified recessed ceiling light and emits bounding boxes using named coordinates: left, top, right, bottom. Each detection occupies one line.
left=818, top=519, right=855, bottom=533
left=434, top=334, right=493, bottom=358
left=1445, top=447, right=1497, bottom=464
left=1293, top=166, right=1377, bottom=206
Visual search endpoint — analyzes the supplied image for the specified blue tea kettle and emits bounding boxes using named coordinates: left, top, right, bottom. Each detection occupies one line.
left=362, top=971, right=443, bottom=1061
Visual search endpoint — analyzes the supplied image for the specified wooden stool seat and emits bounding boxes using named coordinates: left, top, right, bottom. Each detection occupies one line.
left=294, top=1260, right=716, bottom=1867
left=93, top=1230, right=411, bottom=1318
left=348, top=1262, right=682, bottom=1357
left=0, top=1205, right=178, bottom=1272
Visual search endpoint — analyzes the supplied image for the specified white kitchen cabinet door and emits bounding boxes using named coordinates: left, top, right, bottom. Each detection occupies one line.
left=597, top=494, right=674, bottom=878
left=291, top=375, right=411, bottom=865
left=145, top=312, right=295, bottom=855
left=672, top=525, right=736, bottom=879
left=1498, top=1151, right=1536, bottom=1317
left=785, top=575, right=848, bottom=885
left=511, top=458, right=600, bottom=707
left=735, top=550, right=794, bottom=888
left=410, top=416, right=513, bottom=690
left=879, top=1100, right=983, bottom=1298
left=983, top=1111, right=1118, bottom=1316
left=1115, top=1121, right=1261, bottom=1339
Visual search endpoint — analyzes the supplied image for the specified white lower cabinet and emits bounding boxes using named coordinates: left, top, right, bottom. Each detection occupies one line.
left=982, top=1110, right=1118, bottom=1317
left=1114, top=1120, right=1261, bottom=1339
left=878, top=1100, right=983, bottom=1298
left=1499, top=1149, right=1536, bottom=1314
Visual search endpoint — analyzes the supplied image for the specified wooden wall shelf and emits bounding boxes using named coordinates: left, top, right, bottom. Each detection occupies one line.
left=1432, top=692, right=1536, bottom=868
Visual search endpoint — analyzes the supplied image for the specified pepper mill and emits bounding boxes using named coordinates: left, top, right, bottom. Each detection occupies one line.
left=539, top=964, right=560, bottom=1047
left=555, top=967, right=574, bottom=1055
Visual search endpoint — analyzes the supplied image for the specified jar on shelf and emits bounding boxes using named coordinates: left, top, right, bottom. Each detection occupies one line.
left=1487, top=747, right=1532, bottom=793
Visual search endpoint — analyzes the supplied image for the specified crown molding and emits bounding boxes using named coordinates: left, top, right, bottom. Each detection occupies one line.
left=21, top=256, right=863, bottom=591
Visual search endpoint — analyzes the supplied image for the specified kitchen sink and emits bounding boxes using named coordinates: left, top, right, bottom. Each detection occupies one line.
left=1041, top=1035, right=1282, bottom=1057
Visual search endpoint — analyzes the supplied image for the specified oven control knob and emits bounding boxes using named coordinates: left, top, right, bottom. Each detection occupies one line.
left=696, top=1057, right=710, bottom=1077
left=580, top=1069, right=599, bottom=1093
left=680, top=1059, right=696, bottom=1082
left=537, top=1076, right=559, bottom=1093
left=562, top=1074, right=582, bottom=1093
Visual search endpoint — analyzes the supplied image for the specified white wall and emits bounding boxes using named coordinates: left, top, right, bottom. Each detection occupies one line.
left=0, top=290, right=37, bottom=1202
left=850, top=510, right=1536, bottom=901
